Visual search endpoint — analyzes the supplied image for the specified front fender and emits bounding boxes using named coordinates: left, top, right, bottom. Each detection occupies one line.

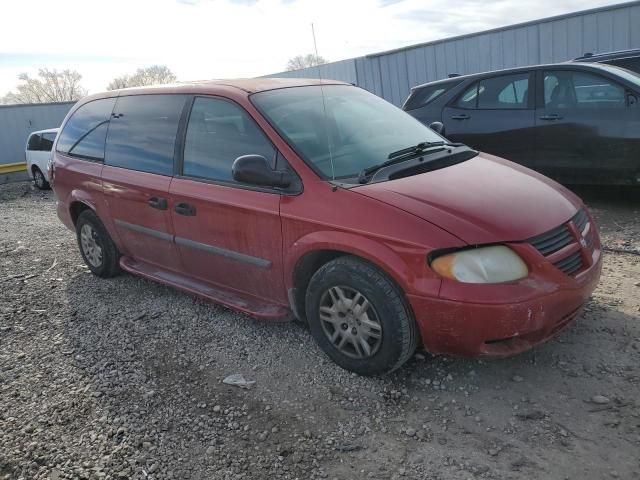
left=285, top=230, right=442, bottom=298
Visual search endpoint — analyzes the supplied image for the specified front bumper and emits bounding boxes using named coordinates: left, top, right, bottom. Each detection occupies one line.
left=409, top=243, right=602, bottom=357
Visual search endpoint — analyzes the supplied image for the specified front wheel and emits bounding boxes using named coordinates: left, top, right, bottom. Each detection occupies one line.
left=33, top=167, right=50, bottom=190
left=305, top=256, right=418, bottom=376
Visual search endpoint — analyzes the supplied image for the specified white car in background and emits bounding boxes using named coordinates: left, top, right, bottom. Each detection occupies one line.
left=25, top=128, right=59, bottom=189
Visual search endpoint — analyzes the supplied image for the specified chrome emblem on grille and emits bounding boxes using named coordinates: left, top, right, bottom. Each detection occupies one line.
left=579, top=238, right=587, bottom=248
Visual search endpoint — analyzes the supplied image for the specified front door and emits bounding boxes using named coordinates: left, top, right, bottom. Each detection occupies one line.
left=442, top=72, right=536, bottom=167
left=102, top=94, right=187, bottom=271
left=169, top=96, right=286, bottom=304
left=534, top=68, right=639, bottom=183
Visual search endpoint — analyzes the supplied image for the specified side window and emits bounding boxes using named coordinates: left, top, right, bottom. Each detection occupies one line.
left=27, top=134, right=42, bottom=151
left=183, top=97, right=276, bottom=183
left=57, top=98, right=116, bottom=161
left=455, top=82, right=480, bottom=108
left=477, top=73, right=529, bottom=109
left=40, top=133, right=56, bottom=152
left=105, top=95, right=186, bottom=176
left=544, top=70, right=626, bottom=109
left=404, top=82, right=460, bottom=111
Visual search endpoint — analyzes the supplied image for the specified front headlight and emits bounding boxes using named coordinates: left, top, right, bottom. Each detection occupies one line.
left=431, top=245, right=528, bottom=284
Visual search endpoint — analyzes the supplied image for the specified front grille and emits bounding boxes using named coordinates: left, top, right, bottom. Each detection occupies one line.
left=529, top=224, right=573, bottom=256
left=573, top=208, right=588, bottom=233
left=553, top=250, right=583, bottom=275
left=528, top=208, right=594, bottom=277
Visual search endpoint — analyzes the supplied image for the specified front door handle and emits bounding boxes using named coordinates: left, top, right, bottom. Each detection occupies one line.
left=539, top=113, right=563, bottom=121
left=174, top=202, right=196, bottom=216
left=451, top=114, right=470, bottom=120
left=147, top=197, right=167, bottom=210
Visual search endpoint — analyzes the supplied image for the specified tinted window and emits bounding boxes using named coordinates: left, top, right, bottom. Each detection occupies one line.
left=544, top=70, right=626, bottom=109
left=57, top=98, right=116, bottom=161
left=404, top=81, right=460, bottom=110
left=40, top=133, right=56, bottom=152
left=455, top=82, right=480, bottom=108
left=477, top=74, right=529, bottom=109
left=183, top=97, right=275, bottom=182
left=105, top=95, right=186, bottom=176
left=27, top=134, right=41, bottom=151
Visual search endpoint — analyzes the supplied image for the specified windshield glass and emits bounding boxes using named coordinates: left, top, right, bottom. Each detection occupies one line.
left=251, top=85, right=445, bottom=180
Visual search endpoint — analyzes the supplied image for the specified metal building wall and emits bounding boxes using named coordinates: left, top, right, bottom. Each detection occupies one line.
left=265, top=1, right=640, bottom=105
left=0, top=102, right=74, bottom=165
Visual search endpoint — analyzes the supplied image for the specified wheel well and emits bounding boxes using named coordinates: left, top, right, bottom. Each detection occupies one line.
left=31, top=165, right=40, bottom=174
left=69, top=202, right=92, bottom=226
left=291, top=250, right=347, bottom=322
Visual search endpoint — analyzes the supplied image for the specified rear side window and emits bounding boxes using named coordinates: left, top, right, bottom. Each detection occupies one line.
left=105, top=95, right=186, bottom=176
left=455, top=74, right=529, bottom=109
left=57, top=98, right=116, bottom=161
left=40, top=133, right=56, bottom=152
left=404, top=82, right=460, bottom=111
left=183, top=97, right=275, bottom=183
left=544, top=70, right=626, bottom=109
left=27, top=134, right=42, bottom=151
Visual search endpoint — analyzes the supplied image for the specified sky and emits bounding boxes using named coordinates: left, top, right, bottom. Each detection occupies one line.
left=0, top=0, right=625, bottom=96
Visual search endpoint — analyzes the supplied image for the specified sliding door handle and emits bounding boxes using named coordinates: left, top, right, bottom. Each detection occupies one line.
left=451, top=114, right=470, bottom=120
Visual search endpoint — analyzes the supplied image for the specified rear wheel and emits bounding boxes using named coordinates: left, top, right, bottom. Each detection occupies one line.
left=305, top=256, right=418, bottom=376
left=33, top=167, right=50, bottom=190
left=76, top=210, right=121, bottom=278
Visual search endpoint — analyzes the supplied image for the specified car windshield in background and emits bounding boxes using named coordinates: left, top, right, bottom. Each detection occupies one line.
left=251, top=85, right=448, bottom=181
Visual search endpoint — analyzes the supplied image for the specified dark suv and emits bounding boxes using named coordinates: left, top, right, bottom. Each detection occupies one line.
left=403, top=62, right=640, bottom=185
left=573, top=48, right=640, bottom=74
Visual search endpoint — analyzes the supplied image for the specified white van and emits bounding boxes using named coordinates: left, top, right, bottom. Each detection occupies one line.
left=26, top=128, right=59, bottom=189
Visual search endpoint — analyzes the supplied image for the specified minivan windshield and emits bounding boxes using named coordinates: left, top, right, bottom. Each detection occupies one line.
left=251, top=85, right=450, bottom=181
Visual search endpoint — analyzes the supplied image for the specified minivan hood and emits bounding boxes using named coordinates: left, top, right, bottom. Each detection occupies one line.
left=354, top=153, right=582, bottom=245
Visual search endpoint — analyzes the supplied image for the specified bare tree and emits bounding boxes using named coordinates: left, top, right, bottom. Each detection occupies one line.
left=0, top=69, right=87, bottom=104
left=107, top=65, right=177, bottom=90
left=286, top=54, right=328, bottom=72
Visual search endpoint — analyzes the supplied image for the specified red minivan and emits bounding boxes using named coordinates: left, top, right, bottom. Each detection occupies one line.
left=50, top=79, right=602, bottom=375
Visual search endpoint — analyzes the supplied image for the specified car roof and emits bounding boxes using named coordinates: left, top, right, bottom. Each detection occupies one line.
left=86, top=78, right=349, bottom=99
left=573, top=48, right=640, bottom=61
left=409, top=61, right=627, bottom=91
left=30, top=128, right=60, bottom=135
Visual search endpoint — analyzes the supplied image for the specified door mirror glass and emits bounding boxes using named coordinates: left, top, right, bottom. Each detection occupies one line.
left=428, top=121, right=446, bottom=136
left=232, top=154, right=292, bottom=188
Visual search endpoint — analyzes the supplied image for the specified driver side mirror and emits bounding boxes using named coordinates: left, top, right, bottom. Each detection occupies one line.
left=428, top=121, right=446, bottom=136
left=232, top=154, right=292, bottom=188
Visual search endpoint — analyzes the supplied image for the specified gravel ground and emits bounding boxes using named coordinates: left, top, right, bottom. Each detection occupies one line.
left=1, top=181, right=639, bottom=480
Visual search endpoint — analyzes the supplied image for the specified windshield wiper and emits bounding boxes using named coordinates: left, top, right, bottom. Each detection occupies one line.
left=387, top=140, right=463, bottom=160
left=358, top=141, right=464, bottom=184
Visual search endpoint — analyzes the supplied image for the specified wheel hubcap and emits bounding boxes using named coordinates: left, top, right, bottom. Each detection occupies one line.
left=80, top=224, right=103, bottom=267
left=35, top=170, right=44, bottom=187
left=319, top=286, right=382, bottom=359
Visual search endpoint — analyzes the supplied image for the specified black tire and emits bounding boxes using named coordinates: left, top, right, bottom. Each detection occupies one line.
left=305, top=256, right=418, bottom=376
left=76, top=210, right=121, bottom=278
left=33, top=167, right=50, bottom=190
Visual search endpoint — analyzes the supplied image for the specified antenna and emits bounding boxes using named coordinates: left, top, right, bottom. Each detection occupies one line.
left=312, top=23, right=335, bottom=181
